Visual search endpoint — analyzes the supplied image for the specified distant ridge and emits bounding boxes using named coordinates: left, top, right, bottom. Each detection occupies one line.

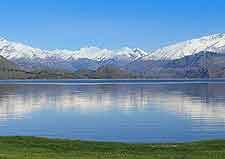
left=1, top=33, right=225, bottom=79
left=143, top=33, right=225, bottom=60
left=0, top=37, right=147, bottom=71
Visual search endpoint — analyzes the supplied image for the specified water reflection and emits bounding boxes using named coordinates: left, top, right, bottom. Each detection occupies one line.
left=0, top=83, right=224, bottom=142
left=0, top=84, right=225, bottom=119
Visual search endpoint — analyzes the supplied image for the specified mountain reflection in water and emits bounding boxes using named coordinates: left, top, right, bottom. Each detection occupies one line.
left=0, top=83, right=224, bottom=142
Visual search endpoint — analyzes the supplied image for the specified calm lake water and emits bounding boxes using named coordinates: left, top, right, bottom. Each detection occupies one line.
left=0, top=80, right=225, bottom=143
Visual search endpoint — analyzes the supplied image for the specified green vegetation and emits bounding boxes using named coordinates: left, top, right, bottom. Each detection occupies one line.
left=27, top=66, right=137, bottom=79
left=0, top=137, right=224, bottom=159
left=0, top=55, right=137, bottom=79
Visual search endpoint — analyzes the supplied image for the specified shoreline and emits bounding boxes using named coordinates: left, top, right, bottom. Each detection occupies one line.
left=0, top=136, right=224, bottom=159
left=0, top=78, right=225, bottom=85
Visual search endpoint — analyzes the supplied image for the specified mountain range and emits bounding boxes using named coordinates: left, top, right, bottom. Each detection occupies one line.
left=0, top=38, right=147, bottom=71
left=1, top=33, right=225, bottom=79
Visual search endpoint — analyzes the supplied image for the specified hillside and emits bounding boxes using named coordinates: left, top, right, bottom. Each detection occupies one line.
left=125, top=51, right=225, bottom=78
left=144, top=33, right=225, bottom=60
left=0, top=55, right=32, bottom=79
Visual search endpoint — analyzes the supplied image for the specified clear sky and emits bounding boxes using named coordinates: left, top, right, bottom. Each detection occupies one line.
left=1, top=0, right=225, bottom=51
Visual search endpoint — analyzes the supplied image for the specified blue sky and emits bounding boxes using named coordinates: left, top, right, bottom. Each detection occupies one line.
left=0, top=0, right=225, bottom=51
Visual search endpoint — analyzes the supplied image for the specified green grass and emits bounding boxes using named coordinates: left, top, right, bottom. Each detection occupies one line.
left=0, top=137, right=224, bottom=159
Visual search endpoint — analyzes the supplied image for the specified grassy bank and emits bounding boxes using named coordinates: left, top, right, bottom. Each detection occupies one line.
left=0, top=137, right=224, bottom=159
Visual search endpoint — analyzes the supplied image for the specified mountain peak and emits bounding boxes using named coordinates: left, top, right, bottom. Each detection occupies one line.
left=205, top=33, right=225, bottom=39
left=143, top=33, right=225, bottom=61
left=133, top=48, right=147, bottom=55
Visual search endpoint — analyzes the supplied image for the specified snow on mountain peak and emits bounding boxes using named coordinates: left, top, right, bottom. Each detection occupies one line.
left=1, top=33, right=225, bottom=71
left=133, top=48, right=148, bottom=57
left=144, top=33, right=225, bottom=60
left=0, top=38, right=149, bottom=70
left=0, top=38, right=146, bottom=61
left=0, top=38, right=47, bottom=59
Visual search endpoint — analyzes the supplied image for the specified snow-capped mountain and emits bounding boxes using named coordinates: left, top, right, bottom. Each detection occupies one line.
left=0, top=38, right=147, bottom=71
left=1, top=33, right=225, bottom=72
left=143, top=33, right=225, bottom=60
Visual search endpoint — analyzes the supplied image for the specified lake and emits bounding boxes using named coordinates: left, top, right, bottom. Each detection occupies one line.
left=0, top=79, right=225, bottom=143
